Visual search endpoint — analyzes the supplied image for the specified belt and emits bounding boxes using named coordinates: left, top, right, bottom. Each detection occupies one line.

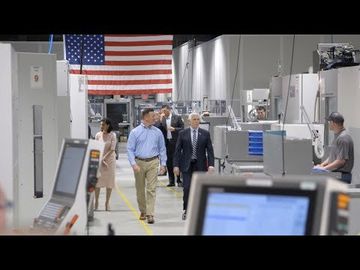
left=135, top=156, right=159, bottom=162
left=335, top=171, right=352, bottom=176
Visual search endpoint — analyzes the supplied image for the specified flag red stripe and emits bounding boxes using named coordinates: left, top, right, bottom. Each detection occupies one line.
left=105, top=34, right=166, bottom=37
left=88, top=89, right=172, bottom=95
left=67, top=35, right=173, bottom=96
left=105, top=50, right=172, bottom=56
left=70, top=69, right=172, bottom=75
left=105, top=60, right=172, bottom=65
left=105, top=40, right=173, bottom=46
left=88, top=79, right=172, bottom=85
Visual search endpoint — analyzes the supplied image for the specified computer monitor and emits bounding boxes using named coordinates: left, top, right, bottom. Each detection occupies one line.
left=53, top=141, right=88, bottom=198
left=197, top=186, right=316, bottom=235
left=186, top=174, right=319, bottom=235
left=105, top=102, right=129, bottom=130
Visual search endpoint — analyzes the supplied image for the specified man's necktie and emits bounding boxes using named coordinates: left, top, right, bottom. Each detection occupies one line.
left=192, top=129, right=197, bottom=159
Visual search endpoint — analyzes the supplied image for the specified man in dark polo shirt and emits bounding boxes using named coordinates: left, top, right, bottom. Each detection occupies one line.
left=314, top=112, right=354, bottom=183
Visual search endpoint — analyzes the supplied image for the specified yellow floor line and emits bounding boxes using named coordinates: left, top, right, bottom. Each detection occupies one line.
left=114, top=182, right=153, bottom=236
left=157, top=179, right=183, bottom=198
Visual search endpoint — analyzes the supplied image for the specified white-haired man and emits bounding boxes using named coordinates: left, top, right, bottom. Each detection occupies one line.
left=173, top=112, right=215, bottom=220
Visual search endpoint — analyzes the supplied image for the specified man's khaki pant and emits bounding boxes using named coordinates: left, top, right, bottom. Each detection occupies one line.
left=134, top=158, right=159, bottom=216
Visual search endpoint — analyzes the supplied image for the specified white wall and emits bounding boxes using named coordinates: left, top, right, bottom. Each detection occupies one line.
left=281, top=35, right=322, bottom=75
left=172, top=34, right=360, bottom=110
left=173, top=42, right=192, bottom=101
left=337, top=66, right=360, bottom=128
left=242, top=35, right=280, bottom=90
left=332, top=35, right=360, bottom=48
left=337, top=66, right=360, bottom=183
left=173, top=36, right=242, bottom=105
left=2, top=41, right=64, bottom=60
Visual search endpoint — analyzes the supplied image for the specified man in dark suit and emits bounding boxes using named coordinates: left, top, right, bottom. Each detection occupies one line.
left=173, top=112, right=215, bottom=220
left=159, top=104, right=184, bottom=187
left=154, top=110, right=167, bottom=177
left=153, top=110, right=165, bottom=132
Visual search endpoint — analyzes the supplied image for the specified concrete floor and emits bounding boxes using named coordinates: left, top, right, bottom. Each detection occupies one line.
left=88, top=143, right=186, bottom=235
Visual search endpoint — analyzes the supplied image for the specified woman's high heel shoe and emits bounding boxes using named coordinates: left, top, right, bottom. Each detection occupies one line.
left=95, top=201, right=99, bottom=211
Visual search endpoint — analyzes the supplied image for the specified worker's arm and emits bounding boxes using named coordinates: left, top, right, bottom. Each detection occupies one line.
left=323, top=159, right=346, bottom=171
left=127, top=130, right=137, bottom=166
left=313, top=158, right=329, bottom=170
left=173, top=130, right=184, bottom=176
left=321, top=137, right=350, bottom=171
left=319, top=158, right=329, bottom=167
left=158, top=130, right=167, bottom=167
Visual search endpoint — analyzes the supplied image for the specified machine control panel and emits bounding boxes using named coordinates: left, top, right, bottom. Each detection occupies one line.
left=32, top=139, right=103, bottom=234
left=328, top=192, right=350, bottom=235
left=33, top=201, right=69, bottom=231
left=87, top=150, right=100, bottom=192
left=86, top=149, right=101, bottom=221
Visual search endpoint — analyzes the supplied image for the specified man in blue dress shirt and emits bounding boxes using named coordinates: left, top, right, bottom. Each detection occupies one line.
left=127, top=108, right=167, bottom=224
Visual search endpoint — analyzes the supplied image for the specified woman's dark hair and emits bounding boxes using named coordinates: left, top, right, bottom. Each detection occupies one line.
left=161, top=104, right=171, bottom=110
left=101, top=118, right=114, bottom=133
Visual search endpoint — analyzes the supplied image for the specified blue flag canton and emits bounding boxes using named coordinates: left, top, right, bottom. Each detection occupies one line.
left=65, top=35, right=105, bottom=65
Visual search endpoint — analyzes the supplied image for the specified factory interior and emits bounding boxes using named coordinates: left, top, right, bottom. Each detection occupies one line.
left=1, top=34, right=360, bottom=236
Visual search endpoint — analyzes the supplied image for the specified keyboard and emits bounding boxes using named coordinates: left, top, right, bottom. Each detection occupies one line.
left=40, top=202, right=64, bottom=220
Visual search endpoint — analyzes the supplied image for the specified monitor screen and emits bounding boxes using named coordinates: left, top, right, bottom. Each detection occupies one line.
left=196, top=186, right=316, bottom=235
left=53, top=143, right=87, bottom=197
left=106, top=103, right=128, bottom=130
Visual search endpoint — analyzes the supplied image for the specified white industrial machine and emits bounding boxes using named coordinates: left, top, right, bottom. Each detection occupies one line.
left=269, top=76, right=283, bottom=120
left=348, top=186, right=360, bottom=235
left=0, top=44, right=59, bottom=228
left=270, top=74, right=319, bottom=124
left=319, top=65, right=360, bottom=184
left=33, top=139, right=104, bottom=235
left=240, top=89, right=269, bottom=122
left=281, top=73, right=319, bottom=124
left=202, top=115, right=229, bottom=141
left=248, top=88, right=270, bottom=121
left=199, top=122, right=210, bottom=131
left=225, top=130, right=264, bottom=173
left=69, top=74, right=89, bottom=139
left=271, top=122, right=325, bottom=163
left=263, top=130, right=313, bottom=176
left=315, top=43, right=360, bottom=71
left=56, top=60, right=71, bottom=153
left=185, top=173, right=350, bottom=235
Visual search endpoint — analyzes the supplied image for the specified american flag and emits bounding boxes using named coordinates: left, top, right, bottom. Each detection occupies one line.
left=64, top=34, right=173, bottom=95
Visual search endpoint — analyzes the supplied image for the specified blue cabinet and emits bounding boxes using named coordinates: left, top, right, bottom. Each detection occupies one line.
left=248, top=131, right=263, bottom=156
